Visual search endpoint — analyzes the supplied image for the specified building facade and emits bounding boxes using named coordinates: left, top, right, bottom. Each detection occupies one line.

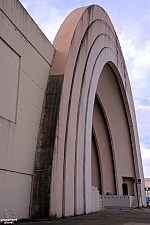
left=0, top=0, right=146, bottom=220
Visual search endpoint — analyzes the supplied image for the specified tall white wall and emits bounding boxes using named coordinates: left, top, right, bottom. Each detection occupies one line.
left=0, top=0, right=55, bottom=219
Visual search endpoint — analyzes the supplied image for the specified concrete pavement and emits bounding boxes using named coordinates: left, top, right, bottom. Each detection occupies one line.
left=18, top=208, right=150, bottom=225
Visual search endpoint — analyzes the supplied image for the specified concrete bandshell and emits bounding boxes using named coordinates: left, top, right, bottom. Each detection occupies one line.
left=0, top=0, right=145, bottom=219
left=44, top=4, right=145, bottom=218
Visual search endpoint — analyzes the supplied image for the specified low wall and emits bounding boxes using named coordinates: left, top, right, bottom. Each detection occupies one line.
left=101, top=195, right=141, bottom=208
left=92, top=187, right=104, bottom=212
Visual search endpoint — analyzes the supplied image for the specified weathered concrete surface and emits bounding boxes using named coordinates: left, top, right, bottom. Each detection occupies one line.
left=18, top=208, right=150, bottom=225
left=30, top=75, right=64, bottom=219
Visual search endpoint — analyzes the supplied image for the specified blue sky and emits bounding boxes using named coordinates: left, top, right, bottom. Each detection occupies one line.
left=19, top=0, right=150, bottom=178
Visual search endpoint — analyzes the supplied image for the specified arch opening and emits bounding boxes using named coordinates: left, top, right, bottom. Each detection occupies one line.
left=91, top=62, right=136, bottom=201
left=92, top=95, right=116, bottom=196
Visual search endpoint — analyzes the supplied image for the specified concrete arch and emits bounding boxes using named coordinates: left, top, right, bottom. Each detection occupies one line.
left=92, top=95, right=117, bottom=196
left=92, top=126, right=103, bottom=194
left=30, top=4, right=145, bottom=219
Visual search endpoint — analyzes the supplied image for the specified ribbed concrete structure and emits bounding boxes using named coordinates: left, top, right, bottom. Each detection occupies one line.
left=30, top=4, right=145, bottom=218
left=0, top=1, right=145, bottom=220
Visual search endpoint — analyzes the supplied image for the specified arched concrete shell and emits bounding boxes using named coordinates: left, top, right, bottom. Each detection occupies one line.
left=30, top=5, right=145, bottom=218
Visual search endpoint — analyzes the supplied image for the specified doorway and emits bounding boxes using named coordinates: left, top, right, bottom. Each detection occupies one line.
left=122, top=183, right=128, bottom=196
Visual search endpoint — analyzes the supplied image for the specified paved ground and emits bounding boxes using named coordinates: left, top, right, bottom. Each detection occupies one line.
left=18, top=208, right=150, bottom=225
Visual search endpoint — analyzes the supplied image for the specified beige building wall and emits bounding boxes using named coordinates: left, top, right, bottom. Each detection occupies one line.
left=145, top=178, right=150, bottom=197
left=145, top=178, right=150, bottom=187
left=0, top=0, right=55, bottom=219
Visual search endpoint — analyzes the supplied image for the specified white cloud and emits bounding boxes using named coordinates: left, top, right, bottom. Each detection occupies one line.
left=118, top=27, right=150, bottom=153
left=20, top=0, right=73, bottom=43
left=135, top=104, right=150, bottom=150
left=136, top=105, right=150, bottom=111
left=140, top=145, right=150, bottom=178
left=118, top=31, right=150, bottom=82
